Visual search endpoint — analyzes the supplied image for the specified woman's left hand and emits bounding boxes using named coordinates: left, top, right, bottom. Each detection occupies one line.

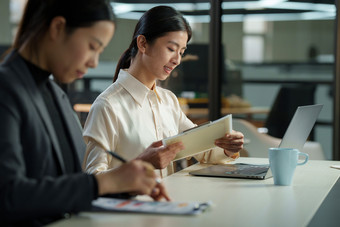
left=214, top=130, right=244, bottom=156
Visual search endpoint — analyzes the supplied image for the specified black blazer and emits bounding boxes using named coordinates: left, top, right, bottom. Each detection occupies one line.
left=0, top=51, right=96, bottom=226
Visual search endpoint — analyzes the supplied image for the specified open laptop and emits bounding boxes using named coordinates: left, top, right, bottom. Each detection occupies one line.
left=189, top=104, right=323, bottom=180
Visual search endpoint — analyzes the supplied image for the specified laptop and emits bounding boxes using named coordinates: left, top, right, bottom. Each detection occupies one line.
left=189, top=104, right=323, bottom=180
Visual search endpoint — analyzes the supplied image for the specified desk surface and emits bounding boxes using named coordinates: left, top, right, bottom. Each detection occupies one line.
left=49, top=158, right=340, bottom=227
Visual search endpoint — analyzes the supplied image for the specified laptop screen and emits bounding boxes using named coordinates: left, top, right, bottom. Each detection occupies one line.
left=279, top=104, right=323, bottom=151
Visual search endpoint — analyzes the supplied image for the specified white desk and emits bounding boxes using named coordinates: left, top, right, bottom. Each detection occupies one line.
left=49, top=157, right=340, bottom=227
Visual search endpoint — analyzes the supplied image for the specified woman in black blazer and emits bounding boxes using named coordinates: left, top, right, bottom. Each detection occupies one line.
left=0, top=0, right=169, bottom=226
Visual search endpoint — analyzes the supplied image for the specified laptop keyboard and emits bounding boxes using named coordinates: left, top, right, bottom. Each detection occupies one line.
left=226, top=165, right=268, bottom=175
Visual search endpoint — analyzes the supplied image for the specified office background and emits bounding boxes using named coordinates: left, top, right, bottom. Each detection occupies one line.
left=0, top=0, right=335, bottom=159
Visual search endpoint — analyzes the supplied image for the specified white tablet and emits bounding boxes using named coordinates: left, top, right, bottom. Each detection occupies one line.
left=163, top=114, right=232, bottom=161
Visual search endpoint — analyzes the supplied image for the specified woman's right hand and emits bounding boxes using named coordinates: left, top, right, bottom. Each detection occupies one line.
left=136, top=140, right=184, bottom=169
left=96, top=160, right=159, bottom=196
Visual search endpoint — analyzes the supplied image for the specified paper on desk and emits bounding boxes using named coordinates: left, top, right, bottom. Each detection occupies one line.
left=163, top=114, right=232, bottom=161
left=92, top=197, right=211, bottom=215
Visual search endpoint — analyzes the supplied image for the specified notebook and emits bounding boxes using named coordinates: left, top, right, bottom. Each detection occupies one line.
left=92, top=197, right=211, bottom=215
left=189, top=104, right=323, bottom=180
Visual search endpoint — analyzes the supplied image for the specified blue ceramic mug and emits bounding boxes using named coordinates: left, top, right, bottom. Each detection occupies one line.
left=269, top=148, right=309, bottom=186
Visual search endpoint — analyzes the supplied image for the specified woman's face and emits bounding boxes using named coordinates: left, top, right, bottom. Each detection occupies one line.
left=49, top=20, right=115, bottom=83
left=143, top=31, right=188, bottom=81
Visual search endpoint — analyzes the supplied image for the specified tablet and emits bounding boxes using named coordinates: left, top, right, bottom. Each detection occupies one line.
left=163, top=114, right=232, bottom=161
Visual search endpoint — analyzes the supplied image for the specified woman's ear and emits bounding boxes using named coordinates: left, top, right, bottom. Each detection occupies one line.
left=136, top=35, right=147, bottom=53
left=48, top=16, right=67, bottom=41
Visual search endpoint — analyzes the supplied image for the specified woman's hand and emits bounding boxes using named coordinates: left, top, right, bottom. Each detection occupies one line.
left=96, top=160, right=158, bottom=196
left=150, top=181, right=171, bottom=201
left=136, top=140, right=184, bottom=169
left=215, top=130, right=244, bottom=157
left=95, top=160, right=172, bottom=201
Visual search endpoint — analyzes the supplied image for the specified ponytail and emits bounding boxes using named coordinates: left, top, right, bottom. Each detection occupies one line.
left=113, top=37, right=138, bottom=82
left=113, top=49, right=131, bottom=82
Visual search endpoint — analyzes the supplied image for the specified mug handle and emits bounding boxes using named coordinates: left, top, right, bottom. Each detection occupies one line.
left=297, top=152, right=309, bottom=165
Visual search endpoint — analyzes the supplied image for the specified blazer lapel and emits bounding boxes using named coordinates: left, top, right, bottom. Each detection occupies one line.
left=7, top=52, right=67, bottom=173
left=49, top=82, right=86, bottom=170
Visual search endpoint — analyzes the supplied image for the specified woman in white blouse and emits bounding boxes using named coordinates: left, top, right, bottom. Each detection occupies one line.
left=83, top=6, right=244, bottom=177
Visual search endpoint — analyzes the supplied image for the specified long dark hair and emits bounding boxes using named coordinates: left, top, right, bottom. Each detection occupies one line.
left=13, top=0, right=115, bottom=57
left=113, top=6, right=192, bottom=82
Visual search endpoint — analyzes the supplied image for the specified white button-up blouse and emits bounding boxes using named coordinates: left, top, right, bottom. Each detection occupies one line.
left=83, top=69, right=236, bottom=177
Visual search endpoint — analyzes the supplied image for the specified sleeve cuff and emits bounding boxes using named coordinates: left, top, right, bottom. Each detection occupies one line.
left=198, top=147, right=242, bottom=164
left=224, top=150, right=240, bottom=160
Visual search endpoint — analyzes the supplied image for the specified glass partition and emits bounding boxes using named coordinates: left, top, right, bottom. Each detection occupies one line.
left=220, top=1, right=335, bottom=159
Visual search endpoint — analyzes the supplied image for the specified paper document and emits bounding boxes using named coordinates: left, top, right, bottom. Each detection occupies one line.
left=92, top=197, right=211, bottom=215
left=163, top=114, right=232, bottom=161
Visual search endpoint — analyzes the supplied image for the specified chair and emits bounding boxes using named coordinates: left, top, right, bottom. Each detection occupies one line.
left=265, top=84, right=316, bottom=138
left=233, top=119, right=326, bottom=160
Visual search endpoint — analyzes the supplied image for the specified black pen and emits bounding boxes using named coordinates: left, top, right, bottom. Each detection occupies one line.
left=106, top=150, right=127, bottom=163
left=105, top=150, right=162, bottom=184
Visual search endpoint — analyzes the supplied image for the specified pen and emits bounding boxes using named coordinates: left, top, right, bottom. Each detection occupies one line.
left=105, top=150, right=162, bottom=184
left=106, top=150, right=127, bottom=163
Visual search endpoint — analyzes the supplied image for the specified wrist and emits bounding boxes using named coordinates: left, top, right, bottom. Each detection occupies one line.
left=224, top=150, right=240, bottom=159
left=95, top=172, right=120, bottom=196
